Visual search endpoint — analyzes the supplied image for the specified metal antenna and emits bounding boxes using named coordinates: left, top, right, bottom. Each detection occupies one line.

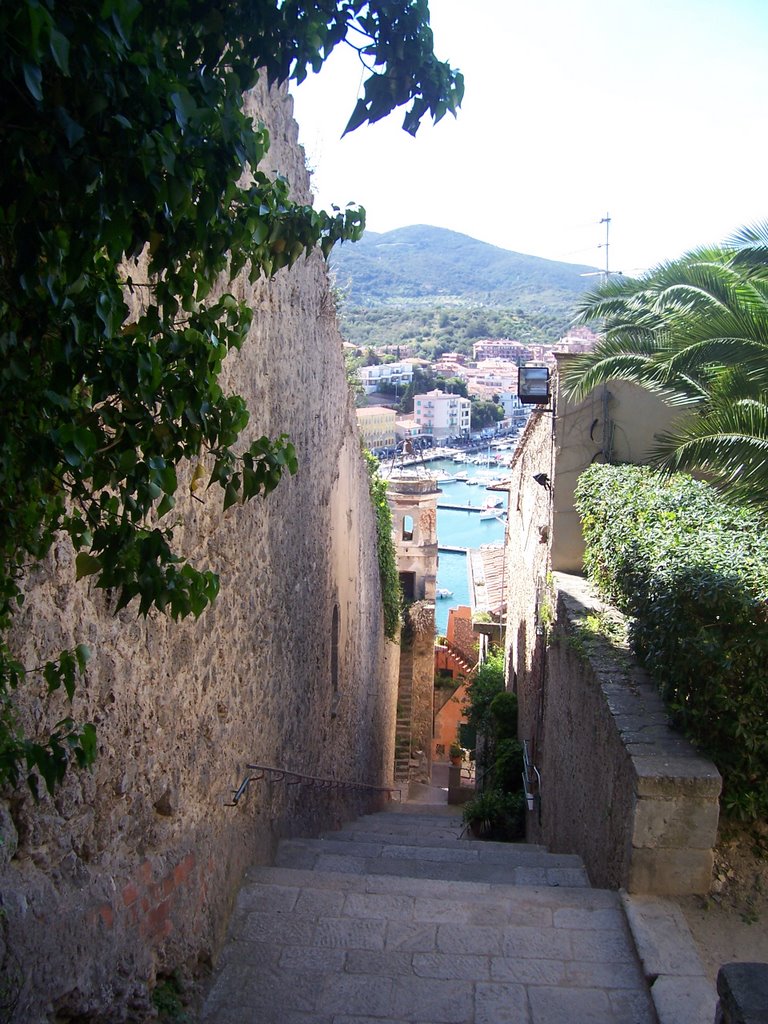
left=599, top=212, right=611, bottom=282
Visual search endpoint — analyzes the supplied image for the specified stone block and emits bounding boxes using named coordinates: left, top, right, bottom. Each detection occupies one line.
left=632, top=795, right=720, bottom=850
left=651, top=974, right=717, bottom=1024
left=627, top=846, right=715, bottom=896
left=717, top=962, right=768, bottom=1024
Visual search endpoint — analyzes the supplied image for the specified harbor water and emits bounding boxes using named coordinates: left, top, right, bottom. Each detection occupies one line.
left=427, top=457, right=508, bottom=635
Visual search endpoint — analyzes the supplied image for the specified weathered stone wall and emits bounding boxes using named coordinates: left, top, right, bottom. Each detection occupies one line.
left=0, top=80, right=398, bottom=1023
left=501, top=409, right=553, bottom=766
left=503, top=405, right=721, bottom=895
left=544, top=575, right=721, bottom=894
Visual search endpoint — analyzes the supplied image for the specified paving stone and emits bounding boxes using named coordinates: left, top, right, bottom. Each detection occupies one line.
left=607, top=987, right=657, bottom=1023
left=527, top=985, right=616, bottom=1024
left=474, top=981, right=530, bottom=1024
left=239, top=911, right=315, bottom=945
left=436, top=922, right=503, bottom=955
left=332, top=1018, right=409, bottom=1024
left=553, top=905, right=626, bottom=930
left=501, top=924, right=574, bottom=960
left=232, top=882, right=300, bottom=915
left=278, top=946, right=347, bottom=972
left=314, top=916, right=387, bottom=950
left=315, top=853, right=373, bottom=874
left=201, top=804, right=661, bottom=1024
left=294, top=888, right=347, bottom=917
left=566, top=927, right=638, bottom=964
left=317, top=973, right=395, bottom=1017
left=411, top=895, right=510, bottom=926
left=490, top=956, right=566, bottom=985
left=621, top=893, right=708, bottom=976
left=204, top=964, right=322, bottom=1016
left=564, top=958, right=649, bottom=990
left=385, top=920, right=438, bottom=952
left=650, top=974, right=717, bottom=1024
left=390, top=975, right=475, bottom=1022
left=411, top=951, right=491, bottom=980
left=344, top=949, right=415, bottom=975
left=343, top=891, right=416, bottom=919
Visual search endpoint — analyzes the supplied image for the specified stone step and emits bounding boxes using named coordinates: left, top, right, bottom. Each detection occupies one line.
left=201, top=864, right=654, bottom=1024
left=321, top=830, right=551, bottom=856
left=275, top=838, right=590, bottom=888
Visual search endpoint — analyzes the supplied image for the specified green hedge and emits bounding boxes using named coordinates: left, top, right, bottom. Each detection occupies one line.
left=574, top=464, right=768, bottom=821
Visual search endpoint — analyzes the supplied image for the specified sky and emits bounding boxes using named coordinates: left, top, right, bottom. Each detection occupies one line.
left=291, top=0, right=768, bottom=276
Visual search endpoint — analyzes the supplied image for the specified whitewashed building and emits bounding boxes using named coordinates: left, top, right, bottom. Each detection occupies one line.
left=413, top=389, right=471, bottom=439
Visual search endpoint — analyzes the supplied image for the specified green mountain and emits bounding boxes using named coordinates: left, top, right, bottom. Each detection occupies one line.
left=330, top=224, right=598, bottom=309
left=330, top=225, right=598, bottom=353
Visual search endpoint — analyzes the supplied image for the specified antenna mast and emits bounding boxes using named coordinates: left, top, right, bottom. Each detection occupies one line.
left=599, top=212, right=610, bottom=282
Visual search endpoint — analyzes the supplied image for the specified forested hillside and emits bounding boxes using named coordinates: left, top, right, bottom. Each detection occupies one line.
left=330, top=225, right=597, bottom=353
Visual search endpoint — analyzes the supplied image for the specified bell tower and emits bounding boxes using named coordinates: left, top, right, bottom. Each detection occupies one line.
left=387, top=472, right=439, bottom=785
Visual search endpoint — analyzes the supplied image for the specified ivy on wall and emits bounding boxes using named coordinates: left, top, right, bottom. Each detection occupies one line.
left=0, top=0, right=462, bottom=793
left=363, top=451, right=401, bottom=641
left=575, top=463, right=768, bottom=821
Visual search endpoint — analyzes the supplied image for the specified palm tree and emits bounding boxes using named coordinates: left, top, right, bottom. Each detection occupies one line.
left=561, top=222, right=768, bottom=508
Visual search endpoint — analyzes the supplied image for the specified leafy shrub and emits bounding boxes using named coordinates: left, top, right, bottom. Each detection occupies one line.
left=462, top=790, right=525, bottom=841
left=493, top=739, right=524, bottom=793
left=463, top=649, right=505, bottom=734
left=574, top=464, right=768, bottom=821
left=461, top=651, right=526, bottom=841
left=489, top=691, right=518, bottom=742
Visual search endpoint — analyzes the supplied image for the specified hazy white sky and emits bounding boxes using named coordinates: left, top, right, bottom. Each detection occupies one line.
left=291, top=0, right=768, bottom=275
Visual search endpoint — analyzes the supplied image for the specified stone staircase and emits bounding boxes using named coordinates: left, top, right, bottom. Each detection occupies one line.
left=199, top=803, right=659, bottom=1023
left=393, top=647, right=414, bottom=783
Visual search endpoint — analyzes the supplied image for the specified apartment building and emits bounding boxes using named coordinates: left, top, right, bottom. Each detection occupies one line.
left=413, top=389, right=471, bottom=439
left=356, top=406, right=397, bottom=450
left=358, top=360, right=415, bottom=394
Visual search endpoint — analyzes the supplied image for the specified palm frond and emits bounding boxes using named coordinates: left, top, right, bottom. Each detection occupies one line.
left=651, top=398, right=768, bottom=507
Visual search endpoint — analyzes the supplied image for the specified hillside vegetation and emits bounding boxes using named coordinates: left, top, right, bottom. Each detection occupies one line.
left=331, top=224, right=597, bottom=353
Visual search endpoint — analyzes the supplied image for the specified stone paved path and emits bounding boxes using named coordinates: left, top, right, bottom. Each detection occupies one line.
left=200, top=804, right=659, bottom=1023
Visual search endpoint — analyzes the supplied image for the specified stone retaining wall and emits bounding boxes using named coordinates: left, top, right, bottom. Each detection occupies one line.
left=540, top=573, right=722, bottom=894
left=0, top=80, right=399, bottom=1023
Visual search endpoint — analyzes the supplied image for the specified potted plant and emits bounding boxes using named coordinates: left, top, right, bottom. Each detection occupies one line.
left=449, top=741, right=463, bottom=766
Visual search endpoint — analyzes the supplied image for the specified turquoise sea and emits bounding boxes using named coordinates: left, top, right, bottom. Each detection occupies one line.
left=427, top=457, right=507, bottom=635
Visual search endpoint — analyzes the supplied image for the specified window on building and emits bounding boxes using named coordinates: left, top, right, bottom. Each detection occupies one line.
left=402, top=515, right=414, bottom=542
left=400, top=571, right=416, bottom=603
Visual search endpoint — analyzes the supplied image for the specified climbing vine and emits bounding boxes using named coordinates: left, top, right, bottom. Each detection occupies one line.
left=363, top=451, right=401, bottom=641
left=0, top=0, right=462, bottom=793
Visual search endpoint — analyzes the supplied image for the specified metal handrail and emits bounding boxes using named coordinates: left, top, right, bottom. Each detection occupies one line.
left=227, top=762, right=403, bottom=806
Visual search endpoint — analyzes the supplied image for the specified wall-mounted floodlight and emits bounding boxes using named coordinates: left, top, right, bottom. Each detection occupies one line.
left=518, top=365, right=551, bottom=405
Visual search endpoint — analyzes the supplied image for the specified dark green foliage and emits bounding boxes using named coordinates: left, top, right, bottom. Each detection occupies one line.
left=470, top=397, right=504, bottom=431
left=462, top=651, right=525, bottom=841
left=339, top=303, right=574, bottom=354
left=463, top=649, right=505, bottom=735
left=363, top=451, right=401, bottom=641
left=492, top=738, right=524, bottom=794
left=574, top=463, right=768, bottom=821
left=489, top=691, right=519, bottom=742
left=0, top=0, right=460, bottom=792
left=462, top=789, right=525, bottom=841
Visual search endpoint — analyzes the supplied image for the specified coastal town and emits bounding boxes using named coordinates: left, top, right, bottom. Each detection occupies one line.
left=354, top=326, right=598, bottom=457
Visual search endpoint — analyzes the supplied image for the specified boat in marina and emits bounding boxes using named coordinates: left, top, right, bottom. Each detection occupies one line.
left=436, top=588, right=454, bottom=599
